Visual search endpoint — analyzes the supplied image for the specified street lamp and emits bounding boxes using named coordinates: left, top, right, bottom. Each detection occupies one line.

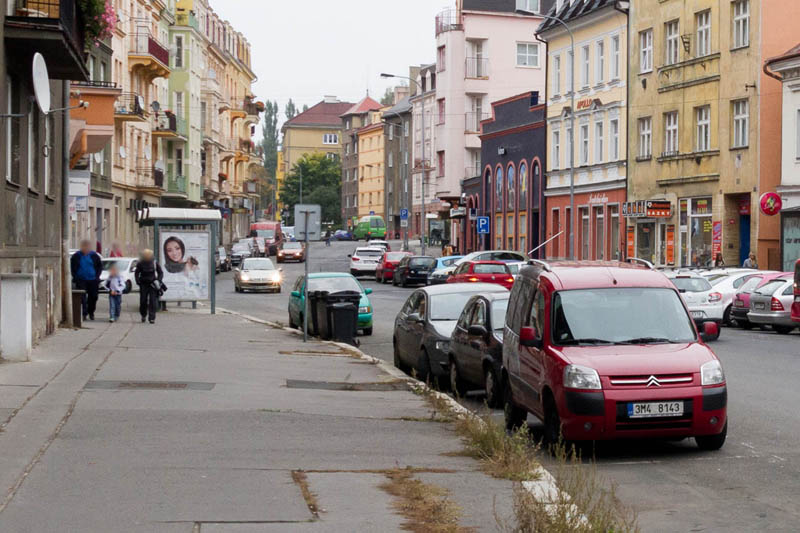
left=381, top=72, right=427, bottom=256
left=517, top=8, right=576, bottom=259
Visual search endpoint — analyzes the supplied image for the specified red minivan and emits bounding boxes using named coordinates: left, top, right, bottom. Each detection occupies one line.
left=792, top=259, right=800, bottom=323
left=250, top=221, right=283, bottom=256
left=448, top=261, right=516, bottom=290
left=502, top=260, right=727, bottom=450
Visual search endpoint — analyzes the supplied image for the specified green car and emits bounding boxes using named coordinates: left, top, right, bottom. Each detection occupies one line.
left=352, top=215, right=387, bottom=240
left=288, top=272, right=374, bottom=335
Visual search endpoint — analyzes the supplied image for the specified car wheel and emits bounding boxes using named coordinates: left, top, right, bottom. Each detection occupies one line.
left=542, top=393, right=562, bottom=446
left=393, top=340, right=406, bottom=371
left=350, top=269, right=358, bottom=277
left=503, top=375, right=526, bottom=431
left=696, top=421, right=727, bottom=451
left=289, top=314, right=297, bottom=329
left=484, top=365, right=501, bottom=409
left=363, top=327, right=373, bottom=336
left=723, top=305, right=732, bottom=326
left=417, top=349, right=434, bottom=385
left=774, top=325, right=794, bottom=335
left=448, top=357, right=467, bottom=397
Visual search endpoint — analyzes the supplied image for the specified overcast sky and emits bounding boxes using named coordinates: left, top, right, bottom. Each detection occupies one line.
left=212, top=0, right=449, bottom=138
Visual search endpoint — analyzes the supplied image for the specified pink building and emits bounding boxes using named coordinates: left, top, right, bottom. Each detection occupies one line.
left=428, top=0, right=549, bottom=243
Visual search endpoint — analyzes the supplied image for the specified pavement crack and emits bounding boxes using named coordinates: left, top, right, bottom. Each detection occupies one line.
left=291, top=470, right=321, bottom=521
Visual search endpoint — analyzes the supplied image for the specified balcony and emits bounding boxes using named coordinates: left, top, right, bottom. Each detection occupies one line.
left=69, top=81, right=121, bottom=164
left=91, top=172, right=112, bottom=195
left=153, top=167, right=164, bottom=189
left=152, top=112, right=187, bottom=140
left=465, top=57, right=489, bottom=78
left=435, top=8, right=462, bottom=36
left=129, top=29, right=170, bottom=81
left=114, top=93, right=146, bottom=122
left=244, top=98, right=263, bottom=117
left=465, top=112, right=490, bottom=133
left=175, top=11, right=198, bottom=31
left=165, top=174, right=187, bottom=197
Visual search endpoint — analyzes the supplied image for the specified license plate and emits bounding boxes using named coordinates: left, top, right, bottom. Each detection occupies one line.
left=754, top=303, right=766, bottom=310
left=628, top=401, right=684, bottom=418
left=691, top=311, right=704, bottom=318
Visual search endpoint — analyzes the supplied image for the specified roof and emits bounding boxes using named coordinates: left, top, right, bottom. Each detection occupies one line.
left=283, top=100, right=354, bottom=128
left=385, top=96, right=412, bottom=116
left=764, top=43, right=800, bottom=70
left=521, top=261, right=674, bottom=291
left=421, top=283, right=509, bottom=296
left=538, top=0, right=616, bottom=34
left=462, top=0, right=543, bottom=14
left=340, top=95, right=382, bottom=118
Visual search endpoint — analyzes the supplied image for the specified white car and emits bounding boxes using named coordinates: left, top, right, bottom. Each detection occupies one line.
left=99, top=257, right=138, bottom=293
left=702, top=269, right=765, bottom=324
left=368, top=240, right=390, bottom=251
left=667, top=272, right=724, bottom=339
left=431, top=250, right=528, bottom=281
left=349, top=247, right=385, bottom=277
left=506, top=261, right=527, bottom=278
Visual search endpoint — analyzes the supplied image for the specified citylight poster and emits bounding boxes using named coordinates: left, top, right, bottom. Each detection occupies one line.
left=159, top=231, right=210, bottom=302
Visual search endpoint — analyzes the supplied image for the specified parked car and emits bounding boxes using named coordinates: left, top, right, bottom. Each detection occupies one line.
left=376, top=251, right=412, bottom=283
left=794, top=260, right=800, bottom=324
left=503, top=261, right=727, bottom=450
left=731, top=272, right=787, bottom=328
left=448, top=292, right=509, bottom=407
left=217, top=247, right=231, bottom=272
left=447, top=261, right=515, bottom=290
left=429, top=255, right=465, bottom=284
left=230, top=243, right=252, bottom=267
left=432, top=250, right=527, bottom=281
left=507, top=261, right=528, bottom=278
left=277, top=241, right=306, bottom=263
left=234, top=258, right=282, bottom=293
left=333, top=229, right=354, bottom=241
left=99, top=258, right=137, bottom=293
left=288, top=273, right=374, bottom=335
left=393, top=256, right=437, bottom=287
left=666, top=272, right=723, bottom=340
left=368, top=240, right=391, bottom=252
left=700, top=269, right=760, bottom=324
left=748, top=277, right=797, bottom=334
left=349, top=247, right=385, bottom=277
left=393, top=283, right=509, bottom=385
left=353, top=215, right=387, bottom=240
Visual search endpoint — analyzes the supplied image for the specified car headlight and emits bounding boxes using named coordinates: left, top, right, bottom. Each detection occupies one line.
left=701, top=360, right=725, bottom=386
left=240, top=274, right=250, bottom=281
left=358, top=306, right=371, bottom=314
left=435, top=340, right=450, bottom=352
left=563, top=365, right=602, bottom=390
left=271, top=272, right=282, bottom=282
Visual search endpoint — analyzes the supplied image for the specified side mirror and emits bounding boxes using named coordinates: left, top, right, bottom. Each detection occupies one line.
left=467, top=324, right=488, bottom=337
left=700, top=322, right=719, bottom=342
left=291, top=290, right=301, bottom=298
left=365, top=288, right=373, bottom=295
left=407, top=312, right=423, bottom=324
left=520, top=326, right=542, bottom=349
left=234, top=268, right=240, bottom=273
left=347, top=254, right=352, bottom=258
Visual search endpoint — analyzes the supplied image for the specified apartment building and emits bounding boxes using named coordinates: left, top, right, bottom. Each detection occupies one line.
left=410, top=64, right=437, bottom=238
left=539, top=0, right=629, bottom=261
left=627, top=0, right=800, bottom=269
left=383, top=96, right=413, bottom=239
left=357, top=109, right=387, bottom=219
left=340, top=95, right=381, bottom=228
left=431, top=0, right=549, bottom=243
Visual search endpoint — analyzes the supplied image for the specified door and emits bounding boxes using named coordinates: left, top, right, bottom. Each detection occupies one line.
left=740, top=214, right=751, bottom=267
left=464, top=299, right=488, bottom=383
left=397, top=291, right=422, bottom=360
left=636, top=221, right=656, bottom=263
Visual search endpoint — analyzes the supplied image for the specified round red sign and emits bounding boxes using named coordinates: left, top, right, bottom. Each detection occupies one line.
left=759, top=193, right=782, bottom=216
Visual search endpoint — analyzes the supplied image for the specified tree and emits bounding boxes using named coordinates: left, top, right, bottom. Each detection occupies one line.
left=380, top=87, right=394, bottom=106
left=302, top=104, right=309, bottom=113
left=279, top=153, right=341, bottom=227
left=285, top=99, right=297, bottom=121
left=260, top=100, right=279, bottom=177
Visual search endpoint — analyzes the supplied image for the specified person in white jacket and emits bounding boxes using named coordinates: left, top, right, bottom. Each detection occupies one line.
left=105, top=263, right=126, bottom=323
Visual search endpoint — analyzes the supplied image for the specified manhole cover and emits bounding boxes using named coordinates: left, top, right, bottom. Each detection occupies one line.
left=285, top=379, right=406, bottom=392
left=84, top=381, right=215, bottom=391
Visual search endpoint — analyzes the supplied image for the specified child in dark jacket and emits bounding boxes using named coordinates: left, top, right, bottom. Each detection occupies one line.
left=105, top=264, right=126, bottom=323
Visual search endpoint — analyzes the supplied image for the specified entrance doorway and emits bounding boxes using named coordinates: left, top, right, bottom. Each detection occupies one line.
left=739, top=214, right=750, bottom=266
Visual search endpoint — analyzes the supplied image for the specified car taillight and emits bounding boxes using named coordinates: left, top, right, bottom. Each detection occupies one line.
left=734, top=298, right=744, bottom=308
left=468, top=277, right=479, bottom=282
left=352, top=257, right=360, bottom=262
left=506, top=277, right=515, bottom=283
left=771, top=297, right=784, bottom=311
left=708, top=292, right=722, bottom=302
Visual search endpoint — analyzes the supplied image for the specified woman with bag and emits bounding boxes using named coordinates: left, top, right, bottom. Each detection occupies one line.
left=134, top=249, right=164, bottom=324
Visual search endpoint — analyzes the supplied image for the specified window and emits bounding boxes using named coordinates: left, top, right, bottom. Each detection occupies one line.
left=507, top=165, right=515, bottom=211
left=175, top=92, right=184, bottom=116
left=594, top=121, right=604, bottom=163
left=609, top=205, right=620, bottom=259
left=437, top=46, right=446, bottom=72
left=594, top=206, right=604, bottom=260
left=580, top=124, right=589, bottom=165
left=404, top=120, right=409, bottom=137
left=552, top=130, right=560, bottom=169
left=665, top=20, right=679, bottom=66
left=565, top=126, right=572, bottom=167
left=664, top=111, right=679, bottom=154
left=519, top=162, right=528, bottom=208
left=27, top=105, right=39, bottom=190
left=640, top=29, right=653, bottom=73
left=517, top=43, right=539, bottom=67
left=6, top=74, right=21, bottom=184
left=580, top=207, right=590, bottom=259
left=638, top=117, right=652, bottom=158
left=733, top=0, right=749, bottom=48
left=610, top=118, right=619, bottom=160
left=696, top=105, right=710, bottom=151
left=437, top=151, right=445, bottom=177
left=322, top=133, right=339, bottom=145
left=581, top=45, right=590, bottom=87
left=516, top=0, right=540, bottom=12
left=696, top=11, right=711, bottom=57
left=345, top=120, right=350, bottom=130
left=566, top=50, right=573, bottom=92
left=495, top=166, right=503, bottom=212
left=611, top=35, right=620, bottom=79
left=732, top=99, right=749, bottom=148
left=552, top=55, right=561, bottom=94
left=437, top=99, right=445, bottom=124
left=388, top=152, right=393, bottom=167
left=595, top=40, right=605, bottom=83
left=388, top=126, right=393, bottom=141
left=44, top=114, right=53, bottom=196
left=797, top=110, right=800, bottom=158
left=176, top=148, right=184, bottom=175
left=175, top=36, right=183, bottom=68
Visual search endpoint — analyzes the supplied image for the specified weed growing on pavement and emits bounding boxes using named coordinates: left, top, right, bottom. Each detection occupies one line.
left=380, top=467, right=469, bottom=533
left=291, top=470, right=320, bottom=520
left=455, top=414, right=540, bottom=482
left=412, top=384, right=458, bottom=422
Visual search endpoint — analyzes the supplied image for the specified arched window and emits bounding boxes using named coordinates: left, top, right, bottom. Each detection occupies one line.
left=519, top=162, right=528, bottom=209
left=507, top=165, right=515, bottom=211
left=495, top=166, right=504, bottom=212
left=484, top=169, right=492, bottom=213
left=532, top=161, right=540, bottom=209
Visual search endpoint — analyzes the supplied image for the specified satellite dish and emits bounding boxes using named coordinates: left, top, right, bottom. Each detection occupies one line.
left=93, top=152, right=102, bottom=164
left=144, top=148, right=152, bottom=161
left=32, top=53, right=51, bottom=114
left=119, top=146, right=127, bottom=159
left=155, top=160, right=165, bottom=172
left=151, top=100, right=161, bottom=113
left=137, top=95, right=145, bottom=111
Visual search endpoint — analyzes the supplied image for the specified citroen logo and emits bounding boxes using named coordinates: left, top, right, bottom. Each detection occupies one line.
left=646, top=376, right=661, bottom=388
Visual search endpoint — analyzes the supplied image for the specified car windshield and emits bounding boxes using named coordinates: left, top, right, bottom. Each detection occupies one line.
left=386, top=252, right=407, bottom=261
left=410, top=257, right=436, bottom=268
left=232, top=244, right=250, bottom=252
left=284, top=242, right=302, bottom=250
left=356, top=249, right=383, bottom=258
left=738, top=276, right=763, bottom=293
left=473, top=264, right=508, bottom=275
left=671, top=277, right=712, bottom=293
left=755, top=280, right=786, bottom=296
left=491, top=298, right=509, bottom=332
left=102, top=260, right=130, bottom=270
left=255, top=229, right=275, bottom=239
left=440, top=257, right=460, bottom=267
left=706, top=274, right=730, bottom=286
left=430, top=291, right=484, bottom=321
left=243, top=259, right=275, bottom=270
left=308, top=276, right=363, bottom=294
left=552, top=288, right=696, bottom=345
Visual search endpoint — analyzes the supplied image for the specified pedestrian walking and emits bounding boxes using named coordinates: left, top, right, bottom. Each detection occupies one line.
left=714, top=253, right=725, bottom=268
left=109, top=242, right=124, bottom=258
left=134, top=249, right=164, bottom=324
left=70, top=240, right=103, bottom=321
left=105, top=263, right=125, bottom=323
left=325, top=230, right=331, bottom=247
left=743, top=252, right=758, bottom=269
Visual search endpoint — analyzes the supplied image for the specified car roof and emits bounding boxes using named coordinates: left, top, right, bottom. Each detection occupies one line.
left=307, top=272, right=356, bottom=279
left=522, top=261, right=675, bottom=291
left=440, top=255, right=463, bottom=260
left=355, top=247, right=384, bottom=252
left=665, top=271, right=706, bottom=279
left=420, top=283, right=509, bottom=296
left=468, top=260, right=507, bottom=265
left=469, top=291, right=510, bottom=303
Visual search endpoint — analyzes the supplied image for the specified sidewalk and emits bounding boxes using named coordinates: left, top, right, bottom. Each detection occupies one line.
left=0, top=301, right=515, bottom=532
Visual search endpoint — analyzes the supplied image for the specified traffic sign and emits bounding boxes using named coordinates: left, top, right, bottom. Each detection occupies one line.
left=400, top=219, right=408, bottom=228
left=477, top=216, right=490, bottom=235
left=400, top=208, right=409, bottom=220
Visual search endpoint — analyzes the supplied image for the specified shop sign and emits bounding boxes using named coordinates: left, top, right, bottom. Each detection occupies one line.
left=626, top=226, right=635, bottom=258
left=666, top=225, right=675, bottom=265
left=759, top=192, right=782, bottom=216
left=576, top=98, right=595, bottom=110
left=712, top=221, right=723, bottom=259
left=589, top=193, right=608, bottom=205
left=623, top=200, right=672, bottom=218
left=450, top=207, right=466, bottom=218
left=739, top=198, right=751, bottom=215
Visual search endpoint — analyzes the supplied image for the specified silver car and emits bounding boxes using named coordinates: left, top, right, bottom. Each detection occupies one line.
left=748, top=278, right=797, bottom=334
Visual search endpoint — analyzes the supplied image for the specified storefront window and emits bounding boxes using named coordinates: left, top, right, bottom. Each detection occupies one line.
left=594, top=206, right=604, bottom=260
left=609, top=205, right=620, bottom=259
left=637, top=221, right=656, bottom=263
left=519, top=163, right=528, bottom=208
left=679, top=199, right=689, bottom=266
left=519, top=214, right=527, bottom=254
left=688, top=197, right=713, bottom=267
left=496, top=167, right=504, bottom=212
left=580, top=207, right=590, bottom=260
left=508, top=215, right=515, bottom=250
left=507, top=165, right=515, bottom=211
left=552, top=209, right=561, bottom=257
left=496, top=215, right=502, bottom=248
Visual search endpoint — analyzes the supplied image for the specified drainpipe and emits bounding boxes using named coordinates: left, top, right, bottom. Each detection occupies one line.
left=61, top=81, right=73, bottom=328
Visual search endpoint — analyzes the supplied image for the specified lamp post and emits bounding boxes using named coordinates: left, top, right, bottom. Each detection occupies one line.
left=518, top=8, right=575, bottom=259
left=381, top=73, right=426, bottom=256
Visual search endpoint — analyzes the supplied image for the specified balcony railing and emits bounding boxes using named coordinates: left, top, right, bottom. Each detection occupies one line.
left=243, top=99, right=261, bottom=116
left=153, top=112, right=178, bottom=134
left=130, top=31, right=169, bottom=66
left=465, top=57, right=489, bottom=78
left=153, top=167, right=164, bottom=188
left=73, top=80, right=118, bottom=89
left=115, top=93, right=145, bottom=118
left=167, top=175, right=187, bottom=194
left=175, top=11, right=198, bottom=30
left=465, top=112, right=490, bottom=133
left=435, top=8, right=462, bottom=36
left=91, top=172, right=112, bottom=194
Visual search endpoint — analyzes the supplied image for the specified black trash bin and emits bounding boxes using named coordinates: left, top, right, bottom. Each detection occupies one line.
left=307, top=290, right=325, bottom=337
left=322, top=291, right=361, bottom=341
left=329, top=301, right=358, bottom=345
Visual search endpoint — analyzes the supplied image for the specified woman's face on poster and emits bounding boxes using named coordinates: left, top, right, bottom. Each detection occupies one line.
left=166, top=240, right=184, bottom=263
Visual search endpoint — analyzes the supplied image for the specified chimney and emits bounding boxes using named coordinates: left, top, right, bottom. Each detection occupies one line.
left=323, top=95, right=339, bottom=104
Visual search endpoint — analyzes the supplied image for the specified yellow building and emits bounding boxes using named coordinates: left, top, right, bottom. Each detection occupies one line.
left=281, top=96, right=352, bottom=177
left=275, top=150, right=285, bottom=219
left=539, top=1, right=629, bottom=261
left=357, top=109, right=387, bottom=218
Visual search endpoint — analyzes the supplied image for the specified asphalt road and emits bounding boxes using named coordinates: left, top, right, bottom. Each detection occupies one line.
left=217, top=240, right=800, bottom=532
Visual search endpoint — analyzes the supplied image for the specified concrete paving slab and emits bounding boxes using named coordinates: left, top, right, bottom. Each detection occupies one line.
left=307, top=472, right=402, bottom=531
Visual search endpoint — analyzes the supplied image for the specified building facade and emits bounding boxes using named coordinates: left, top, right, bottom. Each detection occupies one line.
left=539, top=0, right=628, bottom=261
left=479, top=92, right=546, bottom=256
left=627, top=0, right=800, bottom=269
left=410, top=64, right=437, bottom=238
left=340, top=95, right=381, bottom=228
left=357, top=109, right=387, bottom=218
left=383, top=97, right=413, bottom=239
